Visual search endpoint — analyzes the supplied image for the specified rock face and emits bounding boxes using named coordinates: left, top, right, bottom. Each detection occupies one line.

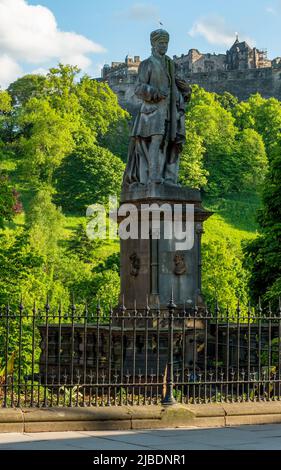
left=99, top=37, right=281, bottom=113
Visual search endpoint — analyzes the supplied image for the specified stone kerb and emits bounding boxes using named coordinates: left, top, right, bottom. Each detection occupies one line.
left=2, top=403, right=281, bottom=433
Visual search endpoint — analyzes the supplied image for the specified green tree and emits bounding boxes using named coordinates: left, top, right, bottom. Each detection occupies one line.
left=233, top=128, right=268, bottom=192
left=243, top=140, right=281, bottom=304
left=215, top=91, right=239, bottom=112
left=0, top=90, right=12, bottom=114
left=0, top=229, right=43, bottom=306
left=75, top=74, right=128, bottom=141
left=55, top=143, right=125, bottom=212
left=7, top=74, right=46, bottom=107
left=99, top=116, right=130, bottom=162
left=186, top=96, right=237, bottom=195
left=17, top=98, right=76, bottom=182
left=68, top=222, right=103, bottom=264
left=92, top=270, right=120, bottom=311
left=0, top=174, right=16, bottom=228
left=9, top=65, right=128, bottom=187
left=0, top=90, right=12, bottom=143
left=202, top=239, right=249, bottom=311
left=179, top=127, right=208, bottom=189
left=233, top=94, right=281, bottom=159
left=26, top=185, right=65, bottom=265
left=185, top=87, right=268, bottom=196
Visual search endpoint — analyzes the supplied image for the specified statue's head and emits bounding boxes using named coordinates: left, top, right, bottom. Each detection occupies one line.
left=150, top=29, right=170, bottom=56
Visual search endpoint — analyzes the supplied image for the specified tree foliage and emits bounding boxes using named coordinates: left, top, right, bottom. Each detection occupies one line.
left=202, top=238, right=249, bottom=311
left=233, top=94, right=281, bottom=159
left=179, top=127, right=208, bottom=189
left=7, top=74, right=46, bottom=107
left=243, top=140, right=281, bottom=304
left=55, top=143, right=125, bottom=212
left=0, top=174, right=16, bottom=228
left=0, top=65, right=128, bottom=310
left=0, top=68, right=278, bottom=313
left=183, top=85, right=268, bottom=195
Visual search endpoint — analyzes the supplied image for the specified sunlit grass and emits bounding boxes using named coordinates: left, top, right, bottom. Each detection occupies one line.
left=203, top=192, right=260, bottom=256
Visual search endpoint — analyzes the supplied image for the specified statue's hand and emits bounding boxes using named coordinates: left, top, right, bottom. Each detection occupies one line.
left=152, top=90, right=168, bottom=103
left=175, top=78, right=192, bottom=103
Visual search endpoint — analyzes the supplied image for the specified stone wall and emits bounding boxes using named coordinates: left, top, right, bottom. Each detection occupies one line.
left=100, top=38, right=281, bottom=112
left=174, top=50, right=227, bottom=73
left=108, top=66, right=281, bottom=115
left=109, top=77, right=141, bottom=116
left=186, top=67, right=281, bottom=101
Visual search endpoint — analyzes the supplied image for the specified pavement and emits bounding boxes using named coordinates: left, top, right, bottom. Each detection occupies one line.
left=0, top=425, right=281, bottom=450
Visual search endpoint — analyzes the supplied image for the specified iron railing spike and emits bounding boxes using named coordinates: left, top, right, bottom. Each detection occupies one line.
left=45, top=294, right=50, bottom=314
left=268, top=301, right=272, bottom=315
left=119, top=294, right=126, bottom=314
left=4, top=287, right=281, bottom=408
left=171, top=284, right=174, bottom=300
left=146, top=294, right=150, bottom=313
left=133, top=299, right=138, bottom=317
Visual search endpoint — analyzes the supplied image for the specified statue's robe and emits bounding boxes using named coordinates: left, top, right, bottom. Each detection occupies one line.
left=123, top=54, right=188, bottom=187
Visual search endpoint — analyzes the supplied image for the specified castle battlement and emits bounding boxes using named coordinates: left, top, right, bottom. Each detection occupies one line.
left=99, top=38, right=281, bottom=113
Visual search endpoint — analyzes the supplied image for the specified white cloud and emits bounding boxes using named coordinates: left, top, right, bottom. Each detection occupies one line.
left=121, top=3, right=159, bottom=22
left=93, top=63, right=105, bottom=78
left=0, top=0, right=105, bottom=88
left=266, top=6, right=275, bottom=14
left=0, top=54, right=23, bottom=89
left=85, top=62, right=105, bottom=79
left=189, top=16, right=255, bottom=48
left=30, top=67, right=49, bottom=77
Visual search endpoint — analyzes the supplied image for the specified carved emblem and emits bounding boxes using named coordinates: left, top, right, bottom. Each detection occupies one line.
left=129, top=252, right=141, bottom=277
left=174, top=253, right=187, bottom=276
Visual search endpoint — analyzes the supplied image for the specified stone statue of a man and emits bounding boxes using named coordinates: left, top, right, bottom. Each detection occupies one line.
left=123, top=29, right=191, bottom=188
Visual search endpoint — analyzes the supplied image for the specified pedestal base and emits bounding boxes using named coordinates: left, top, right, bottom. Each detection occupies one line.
left=119, top=184, right=212, bottom=309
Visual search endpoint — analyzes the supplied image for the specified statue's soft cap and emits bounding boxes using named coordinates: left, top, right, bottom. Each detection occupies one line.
left=150, top=29, right=170, bottom=45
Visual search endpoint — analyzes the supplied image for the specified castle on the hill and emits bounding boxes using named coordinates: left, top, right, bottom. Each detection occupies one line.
left=100, top=37, right=281, bottom=113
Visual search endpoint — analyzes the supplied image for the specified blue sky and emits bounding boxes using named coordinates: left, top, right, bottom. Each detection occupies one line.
left=0, top=0, right=281, bottom=88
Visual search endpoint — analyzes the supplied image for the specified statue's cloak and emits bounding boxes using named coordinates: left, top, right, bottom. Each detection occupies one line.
left=124, top=54, right=189, bottom=186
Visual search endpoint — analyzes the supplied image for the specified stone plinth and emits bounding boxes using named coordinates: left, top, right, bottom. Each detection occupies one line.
left=119, top=184, right=212, bottom=309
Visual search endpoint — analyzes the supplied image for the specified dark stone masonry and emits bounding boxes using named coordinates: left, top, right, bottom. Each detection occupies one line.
left=98, top=37, right=281, bottom=113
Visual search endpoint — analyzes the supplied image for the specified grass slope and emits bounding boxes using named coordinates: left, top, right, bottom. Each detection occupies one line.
left=203, top=193, right=260, bottom=249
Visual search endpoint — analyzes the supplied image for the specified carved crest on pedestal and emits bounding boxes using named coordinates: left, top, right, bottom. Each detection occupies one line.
left=173, top=253, right=187, bottom=276
left=129, top=252, right=141, bottom=277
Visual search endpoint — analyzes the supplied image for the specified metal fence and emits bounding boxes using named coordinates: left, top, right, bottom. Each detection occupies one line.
left=0, top=297, right=281, bottom=408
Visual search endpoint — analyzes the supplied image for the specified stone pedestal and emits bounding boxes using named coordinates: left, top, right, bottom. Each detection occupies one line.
left=118, top=184, right=212, bottom=309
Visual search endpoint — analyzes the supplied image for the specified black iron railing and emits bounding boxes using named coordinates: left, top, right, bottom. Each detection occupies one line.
left=0, top=297, right=281, bottom=408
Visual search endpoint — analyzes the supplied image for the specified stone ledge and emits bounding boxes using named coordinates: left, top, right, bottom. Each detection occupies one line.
left=24, top=420, right=133, bottom=434
left=0, top=409, right=24, bottom=433
left=22, top=407, right=132, bottom=423
left=222, top=402, right=281, bottom=416
left=225, top=414, right=281, bottom=427
left=121, top=183, right=202, bottom=204
left=1, top=403, right=281, bottom=433
left=0, top=409, right=23, bottom=423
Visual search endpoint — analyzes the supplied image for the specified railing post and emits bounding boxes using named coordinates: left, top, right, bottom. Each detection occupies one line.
left=162, top=292, right=177, bottom=406
left=17, top=297, right=24, bottom=408
left=3, top=304, right=10, bottom=409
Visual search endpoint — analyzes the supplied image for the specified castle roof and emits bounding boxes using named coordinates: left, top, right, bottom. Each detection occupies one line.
left=229, top=36, right=252, bottom=52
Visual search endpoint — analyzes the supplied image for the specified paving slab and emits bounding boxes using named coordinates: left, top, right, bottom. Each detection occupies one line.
left=1, top=425, right=281, bottom=450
